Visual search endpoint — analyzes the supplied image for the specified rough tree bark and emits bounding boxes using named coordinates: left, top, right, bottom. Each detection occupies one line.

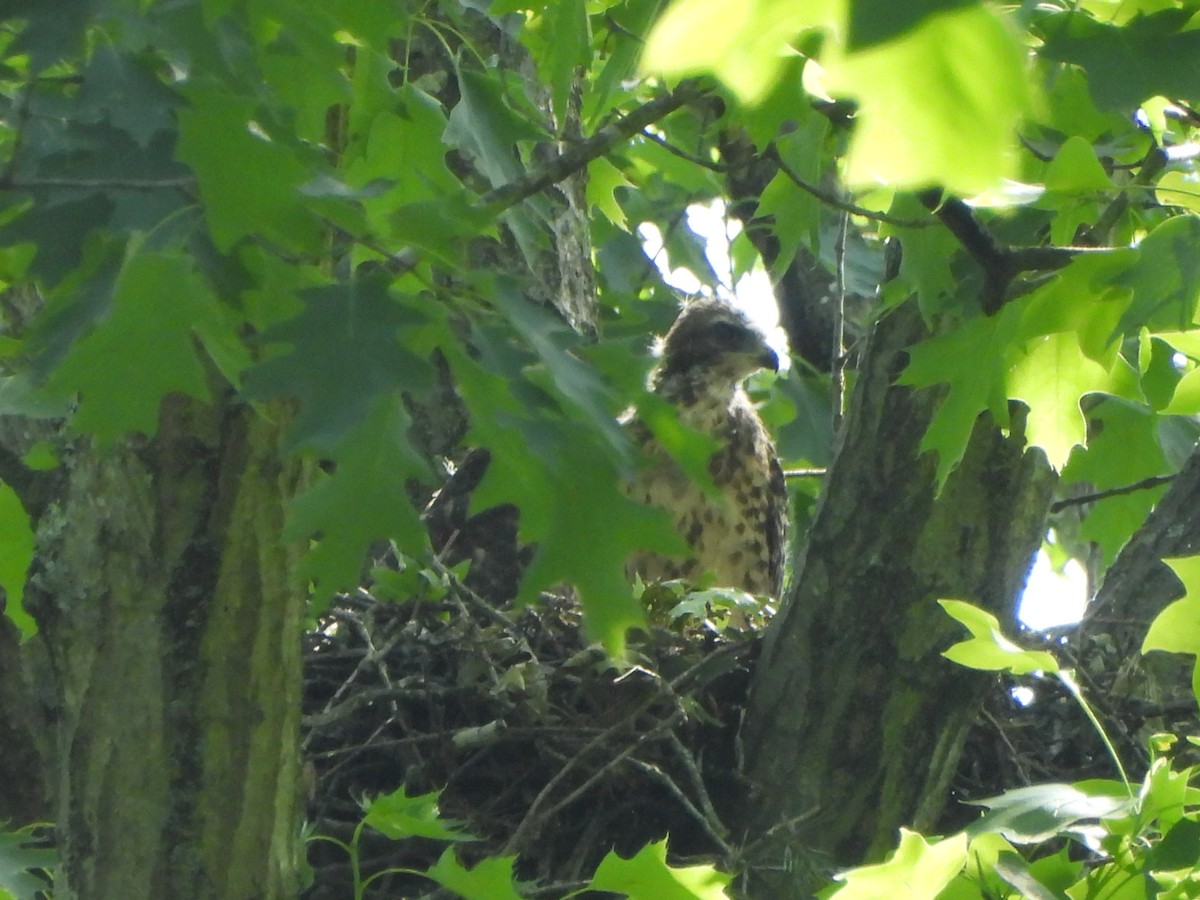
left=737, top=302, right=1058, bottom=897
left=10, top=395, right=306, bottom=900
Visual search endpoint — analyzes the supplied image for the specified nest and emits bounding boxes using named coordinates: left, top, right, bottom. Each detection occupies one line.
left=301, top=576, right=756, bottom=899
left=947, top=621, right=1200, bottom=835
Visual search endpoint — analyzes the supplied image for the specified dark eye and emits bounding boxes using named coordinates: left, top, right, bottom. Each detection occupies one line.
left=710, top=320, right=745, bottom=344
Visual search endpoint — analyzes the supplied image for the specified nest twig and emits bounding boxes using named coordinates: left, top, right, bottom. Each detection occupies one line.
left=301, top=573, right=756, bottom=899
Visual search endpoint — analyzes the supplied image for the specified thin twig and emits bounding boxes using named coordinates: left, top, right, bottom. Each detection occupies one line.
left=665, top=730, right=731, bottom=842
left=535, top=709, right=685, bottom=831
left=1050, top=474, right=1175, bottom=513
left=832, top=206, right=848, bottom=434
left=770, top=149, right=931, bottom=228
left=626, top=756, right=736, bottom=858
left=480, top=80, right=709, bottom=211
left=0, top=175, right=195, bottom=191
left=373, top=81, right=710, bottom=277
left=502, top=686, right=668, bottom=854
left=503, top=643, right=749, bottom=854
left=1084, top=144, right=1168, bottom=245
left=783, top=467, right=827, bottom=479
left=639, top=128, right=728, bottom=173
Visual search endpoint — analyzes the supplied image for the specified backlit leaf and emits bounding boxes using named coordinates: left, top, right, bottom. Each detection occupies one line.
left=589, top=838, right=732, bottom=899
left=940, top=599, right=1061, bottom=675
left=641, top=0, right=837, bottom=104
left=1008, top=331, right=1114, bottom=470
left=900, top=310, right=1017, bottom=488
left=966, top=782, right=1131, bottom=844
left=829, top=5, right=1033, bottom=195
left=362, top=785, right=471, bottom=842
left=426, top=849, right=524, bottom=900
left=831, top=829, right=968, bottom=899
left=1142, top=555, right=1200, bottom=706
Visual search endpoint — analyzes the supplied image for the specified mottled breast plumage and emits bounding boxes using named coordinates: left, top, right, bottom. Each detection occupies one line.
left=625, top=299, right=787, bottom=597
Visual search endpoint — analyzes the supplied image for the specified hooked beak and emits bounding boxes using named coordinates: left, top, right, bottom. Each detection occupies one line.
left=758, top=346, right=779, bottom=372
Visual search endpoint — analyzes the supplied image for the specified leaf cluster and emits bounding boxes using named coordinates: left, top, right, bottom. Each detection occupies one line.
left=0, top=0, right=774, bottom=652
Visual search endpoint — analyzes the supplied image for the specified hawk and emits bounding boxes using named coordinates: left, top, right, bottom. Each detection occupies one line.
left=626, top=299, right=787, bottom=597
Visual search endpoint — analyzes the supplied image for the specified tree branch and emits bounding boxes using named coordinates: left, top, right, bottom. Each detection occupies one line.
left=1082, top=144, right=1168, bottom=246
left=374, top=81, right=711, bottom=278
left=918, top=190, right=1100, bottom=314
left=479, top=79, right=710, bottom=212
left=0, top=442, right=61, bottom=519
left=1088, top=444, right=1200, bottom=621
left=1050, top=474, right=1175, bottom=513
left=639, top=127, right=728, bottom=172
left=772, top=151, right=930, bottom=228
left=0, top=175, right=195, bottom=191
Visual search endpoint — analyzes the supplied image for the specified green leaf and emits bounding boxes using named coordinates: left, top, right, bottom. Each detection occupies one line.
left=1164, top=366, right=1200, bottom=415
left=588, top=157, right=633, bottom=228
left=425, top=848, right=524, bottom=900
left=937, top=831, right=1017, bottom=900
left=1147, top=817, right=1200, bottom=872
left=992, top=852, right=1062, bottom=900
left=1114, top=215, right=1200, bottom=335
left=1043, top=135, right=1114, bottom=194
left=361, top=785, right=472, bottom=842
left=900, top=310, right=1017, bottom=488
left=754, top=114, right=829, bottom=271
left=1142, top=555, right=1200, bottom=705
left=966, top=782, right=1132, bottom=843
left=43, top=250, right=215, bottom=441
left=940, top=599, right=1061, bottom=675
left=586, top=0, right=664, bottom=124
left=475, top=411, right=682, bottom=655
left=829, top=5, right=1033, bottom=195
left=1155, top=170, right=1200, bottom=216
left=444, top=70, right=546, bottom=189
left=1015, top=250, right=1137, bottom=362
left=641, top=0, right=837, bottom=104
left=588, top=838, right=732, bottom=899
left=847, top=0, right=978, bottom=51
left=242, top=277, right=433, bottom=450
left=0, top=485, right=34, bottom=640
left=0, top=194, right=117, bottom=287
left=0, top=822, right=54, bottom=900
left=285, top=395, right=429, bottom=596
left=830, top=829, right=967, bottom=899
left=1138, top=757, right=1191, bottom=834
left=883, top=194, right=960, bottom=315
left=343, top=84, right=460, bottom=228
left=448, top=309, right=687, bottom=653
left=1062, top=399, right=1169, bottom=564
left=543, top=0, right=592, bottom=125
left=490, top=279, right=627, bottom=451
left=633, top=392, right=721, bottom=494
left=1037, top=8, right=1200, bottom=111
left=76, top=45, right=180, bottom=148
left=4, top=0, right=98, bottom=71
left=1026, top=847, right=1084, bottom=897
left=1008, top=331, right=1115, bottom=470
left=176, top=85, right=323, bottom=252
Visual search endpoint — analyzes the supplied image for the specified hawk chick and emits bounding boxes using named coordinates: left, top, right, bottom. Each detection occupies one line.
left=626, top=299, right=787, bottom=597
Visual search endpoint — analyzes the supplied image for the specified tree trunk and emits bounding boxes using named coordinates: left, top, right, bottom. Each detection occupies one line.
left=20, top=396, right=305, bottom=899
left=738, top=303, right=1057, bottom=896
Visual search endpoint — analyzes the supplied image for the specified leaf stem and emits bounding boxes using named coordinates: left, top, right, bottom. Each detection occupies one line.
left=1057, top=668, right=1132, bottom=794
